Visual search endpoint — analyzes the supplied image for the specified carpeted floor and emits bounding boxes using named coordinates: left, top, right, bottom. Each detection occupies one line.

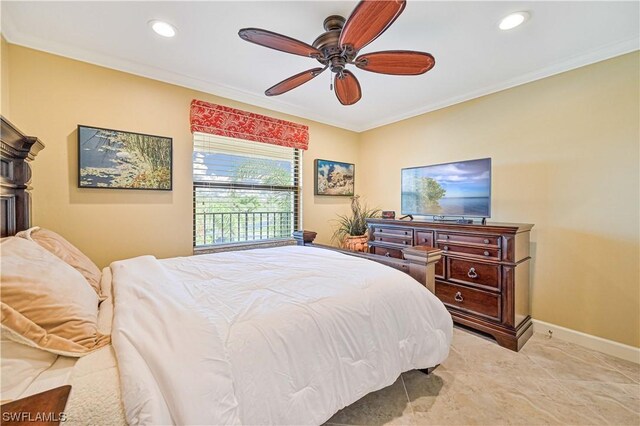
left=325, top=327, right=639, bottom=425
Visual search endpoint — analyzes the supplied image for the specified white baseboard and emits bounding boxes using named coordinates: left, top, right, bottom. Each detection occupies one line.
left=532, top=320, right=640, bottom=364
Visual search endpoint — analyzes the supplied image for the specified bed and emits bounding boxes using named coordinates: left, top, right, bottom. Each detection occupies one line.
left=0, top=117, right=453, bottom=425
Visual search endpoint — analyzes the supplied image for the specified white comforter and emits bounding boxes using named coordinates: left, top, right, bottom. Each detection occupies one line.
left=111, top=246, right=452, bottom=425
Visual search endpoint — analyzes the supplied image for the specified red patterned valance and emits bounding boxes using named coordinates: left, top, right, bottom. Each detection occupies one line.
left=190, top=100, right=309, bottom=150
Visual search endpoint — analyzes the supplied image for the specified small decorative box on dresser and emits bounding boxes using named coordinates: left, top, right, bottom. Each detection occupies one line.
left=366, top=218, right=534, bottom=351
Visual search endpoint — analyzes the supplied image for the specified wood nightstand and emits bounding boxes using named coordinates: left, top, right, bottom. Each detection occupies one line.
left=1, top=386, right=71, bottom=426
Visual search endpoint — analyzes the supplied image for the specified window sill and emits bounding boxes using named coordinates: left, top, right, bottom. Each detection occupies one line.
left=193, top=238, right=296, bottom=255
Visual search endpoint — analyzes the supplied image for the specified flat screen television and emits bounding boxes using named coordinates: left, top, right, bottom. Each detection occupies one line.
left=401, top=158, right=491, bottom=218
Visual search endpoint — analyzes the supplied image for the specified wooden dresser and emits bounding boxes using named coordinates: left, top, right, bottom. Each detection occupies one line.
left=366, top=218, right=534, bottom=351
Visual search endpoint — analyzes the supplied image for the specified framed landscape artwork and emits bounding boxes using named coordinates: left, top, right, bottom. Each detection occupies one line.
left=78, top=125, right=172, bottom=190
left=314, top=159, right=355, bottom=196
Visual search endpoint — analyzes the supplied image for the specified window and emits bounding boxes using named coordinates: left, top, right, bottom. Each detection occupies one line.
left=193, top=133, right=301, bottom=248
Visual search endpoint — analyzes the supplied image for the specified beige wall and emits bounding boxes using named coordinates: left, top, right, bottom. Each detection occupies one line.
left=358, top=52, right=640, bottom=347
left=3, top=42, right=359, bottom=267
left=1, top=37, right=10, bottom=116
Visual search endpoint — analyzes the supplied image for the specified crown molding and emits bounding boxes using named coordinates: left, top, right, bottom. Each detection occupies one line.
left=2, top=13, right=638, bottom=134
left=0, top=18, right=360, bottom=132
left=361, top=37, right=640, bottom=132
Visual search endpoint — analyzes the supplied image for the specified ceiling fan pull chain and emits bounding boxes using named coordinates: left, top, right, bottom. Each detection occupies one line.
left=329, top=70, right=333, bottom=91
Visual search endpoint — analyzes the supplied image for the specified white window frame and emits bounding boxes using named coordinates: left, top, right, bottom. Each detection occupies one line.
left=192, top=133, right=302, bottom=252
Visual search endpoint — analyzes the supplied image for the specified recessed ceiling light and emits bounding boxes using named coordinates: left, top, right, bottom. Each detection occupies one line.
left=498, top=12, right=530, bottom=31
left=149, top=20, right=176, bottom=38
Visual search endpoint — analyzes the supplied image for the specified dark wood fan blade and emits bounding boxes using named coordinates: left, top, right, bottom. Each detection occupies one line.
left=266, top=67, right=326, bottom=96
left=335, top=71, right=362, bottom=105
left=355, top=51, right=435, bottom=75
left=238, top=28, right=322, bottom=58
left=339, top=0, right=406, bottom=52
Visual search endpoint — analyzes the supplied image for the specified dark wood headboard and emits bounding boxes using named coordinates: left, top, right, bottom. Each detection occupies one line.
left=1, top=116, right=45, bottom=237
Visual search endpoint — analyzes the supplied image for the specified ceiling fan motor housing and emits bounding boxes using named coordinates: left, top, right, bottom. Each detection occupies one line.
left=312, top=15, right=357, bottom=73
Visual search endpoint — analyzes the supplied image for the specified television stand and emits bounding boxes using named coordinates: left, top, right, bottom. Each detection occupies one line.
left=366, top=218, right=534, bottom=351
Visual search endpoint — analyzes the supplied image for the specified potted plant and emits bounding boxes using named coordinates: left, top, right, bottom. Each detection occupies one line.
left=332, top=195, right=380, bottom=252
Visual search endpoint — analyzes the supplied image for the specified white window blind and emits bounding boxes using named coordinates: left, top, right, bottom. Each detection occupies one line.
left=193, top=133, right=301, bottom=247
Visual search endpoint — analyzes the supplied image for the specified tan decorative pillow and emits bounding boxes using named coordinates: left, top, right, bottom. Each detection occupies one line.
left=0, top=237, right=110, bottom=357
left=16, top=227, right=104, bottom=300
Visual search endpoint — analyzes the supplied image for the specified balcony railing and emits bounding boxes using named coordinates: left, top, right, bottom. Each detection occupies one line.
left=194, top=211, right=294, bottom=247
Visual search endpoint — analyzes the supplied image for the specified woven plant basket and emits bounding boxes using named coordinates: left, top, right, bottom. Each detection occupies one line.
left=343, top=234, right=369, bottom=252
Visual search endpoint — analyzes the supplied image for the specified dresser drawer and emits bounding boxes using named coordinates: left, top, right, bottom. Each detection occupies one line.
left=439, top=243, right=501, bottom=260
left=414, top=230, right=434, bottom=246
left=435, top=281, right=500, bottom=321
left=373, top=234, right=412, bottom=246
left=447, top=258, right=500, bottom=291
left=372, top=245, right=403, bottom=259
left=437, top=232, right=501, bottom=248
left=372, top=227, right=413, bottom=238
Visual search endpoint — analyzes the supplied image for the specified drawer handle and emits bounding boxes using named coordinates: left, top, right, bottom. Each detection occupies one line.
left=445, top=235, right=450, bottom=240
left=403, top=240, right=407, bottom=245
left=443, top=246, right=449, bottom=251
left=484, top=239, right=489, bottom=244
left=467, top=268, right=478, bottom=279
left=385, top=252, right=390, bottom=257
left=484, top=251, right=490, bottom=256
left=454, top=291, right=464, bottom=302
left=423, top=238, right=428, bottom=243
left=405, top=231, right=409, bottom=235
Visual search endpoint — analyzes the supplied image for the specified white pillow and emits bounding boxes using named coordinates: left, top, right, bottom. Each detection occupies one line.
left=0, top=335, right=58, bottom=401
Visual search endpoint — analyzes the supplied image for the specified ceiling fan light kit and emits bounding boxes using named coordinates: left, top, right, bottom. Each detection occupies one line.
left=238, top=0, right=435, bottom=106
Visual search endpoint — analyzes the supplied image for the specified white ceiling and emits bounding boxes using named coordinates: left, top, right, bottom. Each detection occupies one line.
left=2, top=1, right=638, bottom=132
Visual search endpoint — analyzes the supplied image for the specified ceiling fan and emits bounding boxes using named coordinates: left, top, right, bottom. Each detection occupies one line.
left=238, top=0, right=435, bottom=106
